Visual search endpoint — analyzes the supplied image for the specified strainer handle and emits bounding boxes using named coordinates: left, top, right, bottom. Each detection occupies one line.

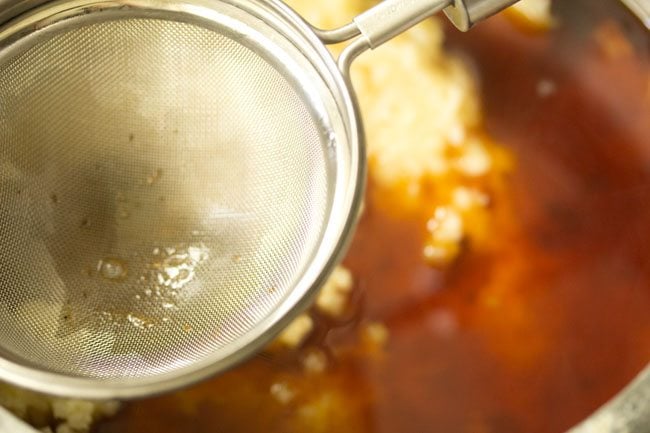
left=351, top=0, right=452, bottom=49
left=444, top=0, right=519, bottom=31
left=330, top=0, right=518, bottom=72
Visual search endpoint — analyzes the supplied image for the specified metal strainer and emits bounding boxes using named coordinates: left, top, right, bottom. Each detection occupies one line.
left=0, top=0, right=513, bottom=398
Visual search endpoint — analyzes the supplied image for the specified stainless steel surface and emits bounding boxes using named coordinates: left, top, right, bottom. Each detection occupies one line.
left=331, top=0, right=513, bottom=73
left=0, top=0, right=363, bottom=399
left=445, top=0, right=519, bottom=30
left=353, top=0, right=451, bottom=48
left=620, top=0, right=650, bottom=29
left=570, top=364, right=650, bottom=433
left=0, top=406, right=36, bottom=433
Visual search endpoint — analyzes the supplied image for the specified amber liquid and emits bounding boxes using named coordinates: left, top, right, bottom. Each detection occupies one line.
left=97, top=5, right=650, bottom=433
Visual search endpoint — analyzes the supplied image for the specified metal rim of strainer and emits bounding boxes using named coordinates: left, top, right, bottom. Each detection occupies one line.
left=0, top=0, right=366, bottom=399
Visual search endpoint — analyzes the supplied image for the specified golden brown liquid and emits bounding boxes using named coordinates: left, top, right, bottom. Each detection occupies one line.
left=96, top=6, right=650, bottom=433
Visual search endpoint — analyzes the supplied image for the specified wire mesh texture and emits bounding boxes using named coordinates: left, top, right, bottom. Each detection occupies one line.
left=0, top=15, right=341, bottom=380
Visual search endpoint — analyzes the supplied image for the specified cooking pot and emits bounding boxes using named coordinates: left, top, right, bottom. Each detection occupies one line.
left=0, top=0, right=648, bottom=431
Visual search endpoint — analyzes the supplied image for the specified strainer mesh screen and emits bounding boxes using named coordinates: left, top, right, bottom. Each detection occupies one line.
left=0, top=18, right=332, bottom=378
